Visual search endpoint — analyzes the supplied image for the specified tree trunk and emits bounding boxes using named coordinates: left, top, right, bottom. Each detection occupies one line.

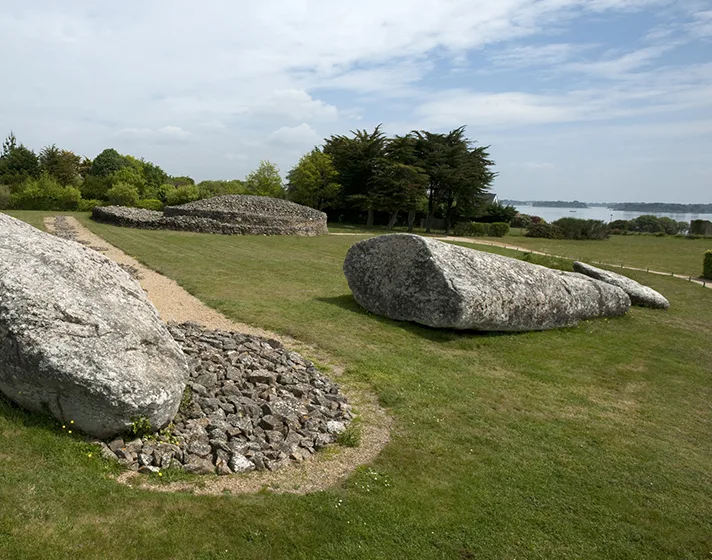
left=444, top=199, right=454, bottom=235
left=426, top=190, right=435, bottom=233
left=407, top=209, right=416, bottom=232
left=366, top=208, right=374, bottom=227
left=387, top=210, right=399, bottom=230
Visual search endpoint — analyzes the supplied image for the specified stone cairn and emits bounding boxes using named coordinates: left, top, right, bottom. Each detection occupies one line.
left=92, top=194, right=329, bottom=236
left=95, top=323, right=354, bottom=475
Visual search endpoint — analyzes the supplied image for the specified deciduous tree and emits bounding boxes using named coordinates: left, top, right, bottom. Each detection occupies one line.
left=286, top=148, right=341, bottom=210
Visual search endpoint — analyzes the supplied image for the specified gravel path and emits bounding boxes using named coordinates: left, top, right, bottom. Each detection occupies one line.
left=45, top=216, right=391, bottom=495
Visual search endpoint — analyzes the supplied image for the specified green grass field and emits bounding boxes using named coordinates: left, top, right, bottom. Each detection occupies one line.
left=1, top=212, right=711, bottom=559
left=503, top=232, right=712, bottom=278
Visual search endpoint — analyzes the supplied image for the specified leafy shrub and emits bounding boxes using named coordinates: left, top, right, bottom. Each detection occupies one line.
left=631, top=214, right=664, bottom=233
left=510, top=214, right=532, bottom=228
left=80, top=175, right=111, bottom=200
left=657, top=216, right=681, bottom=235
left=525, top=223, right=563, bottom=239
left=471, top=222, right=490, bottom=236
left=136, top=198, right=164, bottom=211
left=609, top=219, right=630, bottom=231
left=106, top=182, right=139, bottom=207
left=78, top=199, right=103, bottom=212
left=530, top=215, right=544, bottom=224
left=165, top=185, right=200, bottom=206
left=453, top=222, right=473, bottom=236
left=9, top=174, right=81, bottom=210
left=551, top=218, right=609, bottom=240
left=704, top=250, right=712, bottom=280
left=488, top=222, right=510, bottom=237
left=452, top=222, right=490, bottom=236
left=0, top=185, right=10, bottom=209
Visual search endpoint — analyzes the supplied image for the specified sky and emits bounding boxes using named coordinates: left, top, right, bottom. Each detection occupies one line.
left=0, top=0, right=710, bottom=203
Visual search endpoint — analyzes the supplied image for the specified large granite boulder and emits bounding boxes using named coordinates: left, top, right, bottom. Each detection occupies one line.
left=0, top=214, right=188, bottom=438
left=343, top=234, right=630, bottom=331
left=573, top=261, right=669, bottom=309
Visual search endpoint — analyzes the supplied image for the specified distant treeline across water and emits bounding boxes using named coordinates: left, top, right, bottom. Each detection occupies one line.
left=501, top=200, right=712, bottom=213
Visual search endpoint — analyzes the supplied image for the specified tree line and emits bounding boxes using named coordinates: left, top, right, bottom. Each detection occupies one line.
left=0, top=132, right=284, bottom=212
left=286, top=125, right=496, bottom=233
left=1, top=125, right=497, bottom=235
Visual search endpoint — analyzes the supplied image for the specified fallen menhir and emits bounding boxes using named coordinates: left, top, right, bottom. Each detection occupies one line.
left=573, top=261, right=670, bottom=309
left=344, top=234, right=632, bottom=331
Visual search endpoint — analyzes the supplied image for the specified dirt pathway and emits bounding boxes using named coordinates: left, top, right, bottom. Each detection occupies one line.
left=45, top=216, right=391, bottom=495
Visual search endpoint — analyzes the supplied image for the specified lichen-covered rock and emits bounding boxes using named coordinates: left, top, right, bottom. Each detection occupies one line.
left=0, top=214, right=188, bottom=438
left=343, top=234, right=630, bottom=331
left=92, top=195, right=328, bottom=236
left=573, top=261, right=670, bottom=309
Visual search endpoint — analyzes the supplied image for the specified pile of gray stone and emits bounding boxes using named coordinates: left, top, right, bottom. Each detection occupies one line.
left=92, top=195, right=328, bottom=236
left=96, top=322, right=354, bottom=475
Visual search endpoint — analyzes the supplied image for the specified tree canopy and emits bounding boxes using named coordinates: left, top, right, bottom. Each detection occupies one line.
left=286, top=149, right=341, bottom=210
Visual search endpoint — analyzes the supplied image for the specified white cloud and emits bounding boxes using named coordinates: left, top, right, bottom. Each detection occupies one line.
left=159, top=126, right=190, bottom=138
left=0, top=0, right=708, bottom=202
left=513, top=161, right=556, bottom=169
left=267, top=123, right=320, bottom=145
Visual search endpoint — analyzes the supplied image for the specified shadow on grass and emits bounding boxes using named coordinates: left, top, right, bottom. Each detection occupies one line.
left=0, top=393, right=61, bottom=431
left=315, top=294, right=518, bottom=342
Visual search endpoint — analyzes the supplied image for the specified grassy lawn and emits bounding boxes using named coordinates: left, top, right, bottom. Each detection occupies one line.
left=1, top=212, right=711, bottom=559
left=490, top=232, right=711, bottom=278
left=2, top=209, right=89, bottom=230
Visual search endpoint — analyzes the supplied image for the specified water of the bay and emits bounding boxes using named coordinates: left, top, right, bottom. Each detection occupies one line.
left=513, top=205, right=712, bottom=224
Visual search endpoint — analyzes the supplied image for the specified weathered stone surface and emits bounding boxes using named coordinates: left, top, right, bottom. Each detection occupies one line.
left=573, top=261, right=670, bottom=309
left=92, top=195, right=328, bottom=236
left=0, top=214, right=188, bottom=438
left=343, top=234, right=631, bottom=331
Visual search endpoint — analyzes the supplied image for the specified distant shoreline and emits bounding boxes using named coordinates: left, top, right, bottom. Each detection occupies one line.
left=500, top=201, right=712, bottom=213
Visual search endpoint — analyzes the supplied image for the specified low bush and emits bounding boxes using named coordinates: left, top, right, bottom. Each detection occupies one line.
left=471, top=222, right=490, bottom=236
left=78, top=199, right=103, bottom=212
left=0, top=184, right=10, bottom=209
left=453, top=222, right=490, bottom=236
left=609, top=219, right=630, bottom=231
left=530, top=215, right=544, bottom=224
left=510, top=214, right=532, bottom=228
left=525, top=223, right=564, bottom=239
left=165, top=185, right=200, bottom=206
left=453, top=222, right=473, bottom=236
left=488, top=222, right=510, bottom=237
left=106, top=182, right=139, bottom=207
left=704, top=250, right=712, bottom=279
left=136, top=198, right=164, bottom=211
left=9, top=174, right=81, bottom=210
left=551, top=217, right=609, bottom=240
